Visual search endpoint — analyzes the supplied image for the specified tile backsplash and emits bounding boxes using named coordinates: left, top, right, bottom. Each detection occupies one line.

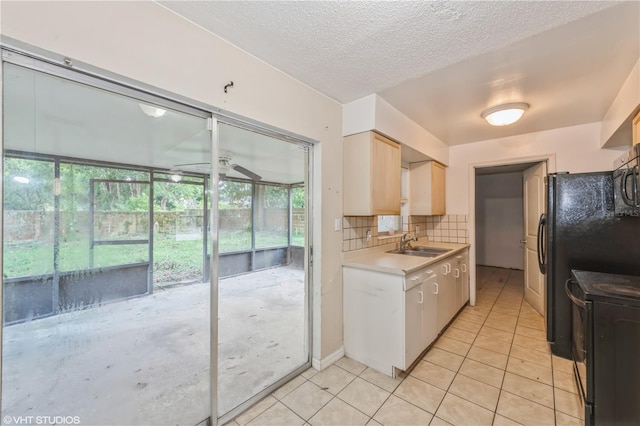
left=342, top=214, right=468, bottom=252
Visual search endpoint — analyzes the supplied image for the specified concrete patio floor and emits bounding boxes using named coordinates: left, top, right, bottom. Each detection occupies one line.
left=1, top=265, right=306, bottom=425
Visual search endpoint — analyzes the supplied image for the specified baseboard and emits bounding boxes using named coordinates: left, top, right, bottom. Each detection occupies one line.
left=311, top=346, right=344, bottom=371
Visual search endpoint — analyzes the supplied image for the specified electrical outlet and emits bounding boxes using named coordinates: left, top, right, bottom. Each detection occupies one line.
left=335, top=218, right=341, bottom=232
left=366, top=230, right=372, bottom=241
left=415, top=225, right=420, bottom=235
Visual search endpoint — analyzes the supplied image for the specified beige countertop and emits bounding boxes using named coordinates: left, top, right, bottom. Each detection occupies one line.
left=342, top=239, right=470, bottom=276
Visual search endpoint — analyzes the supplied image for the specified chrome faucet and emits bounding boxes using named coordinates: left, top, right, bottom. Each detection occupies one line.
left=399, top=233, right=418, bottom=252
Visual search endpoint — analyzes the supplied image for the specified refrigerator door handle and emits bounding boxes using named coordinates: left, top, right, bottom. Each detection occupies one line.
left=621, top=168, right=638, bottom=207
left=633, top=167, right=639, bottom=207
left=537, top=214, right=547, bottom=274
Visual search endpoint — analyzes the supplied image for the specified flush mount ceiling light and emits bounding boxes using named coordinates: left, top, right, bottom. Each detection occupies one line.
left=138, top=103, right=166, bottom=118
left=481, top=102, right=529, bottom=126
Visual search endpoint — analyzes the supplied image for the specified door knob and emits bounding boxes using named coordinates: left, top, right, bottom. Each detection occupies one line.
left=520, top=239, right=526, bottom=244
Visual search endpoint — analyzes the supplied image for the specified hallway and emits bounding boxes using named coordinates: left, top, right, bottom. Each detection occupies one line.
left=228, top=266, right=583, bottom=426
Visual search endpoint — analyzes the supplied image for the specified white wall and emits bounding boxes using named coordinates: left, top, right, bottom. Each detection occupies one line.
left=374, top=96, right=449, bottom=165
left=0, top=1, right=344, bottom=363
left=601, top=58, right=640, bottom=147
left=475, top=173, right=524, bottom=269
left=448, top=121, right=624, bottom=214
left=449, top=121, right=624, bottom=306
left=342, top=94, right=449, bottom=165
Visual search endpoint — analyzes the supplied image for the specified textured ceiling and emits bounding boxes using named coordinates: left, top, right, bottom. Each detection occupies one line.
left=159, top=1, right=639, bottom=146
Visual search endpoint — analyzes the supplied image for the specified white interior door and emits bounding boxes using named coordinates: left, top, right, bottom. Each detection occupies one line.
left=523, top=162, right=546, bottom=314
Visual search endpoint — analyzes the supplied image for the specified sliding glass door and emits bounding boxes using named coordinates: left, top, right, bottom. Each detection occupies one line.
left=1, top=60, right=213, bottom=425
left=1, top=47, right=313, bottom=426
left=216, top=123, right=312, bottom=420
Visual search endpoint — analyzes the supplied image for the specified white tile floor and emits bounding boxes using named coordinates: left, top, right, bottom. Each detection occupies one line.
left=226, top=266, right=583, bottom=426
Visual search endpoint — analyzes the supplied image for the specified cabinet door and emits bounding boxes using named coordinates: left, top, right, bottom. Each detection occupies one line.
left=431, top=162, right=446, bottom=215
left=423, top=274, right=439, bottom=348
left=436, top=261, right=455, bottom=331
left=404, top=283, right=424, bottom=367
left=633, top=110, right=640, bottom=145
left=409, top=161, right=446, bottom=216
left=344, top=267, right=404, bottom=376
left=454, top=256, right=463, bottom=310
left=371, top=133, right=401, bottom=215
left=461, top=251, right=469, bottom=304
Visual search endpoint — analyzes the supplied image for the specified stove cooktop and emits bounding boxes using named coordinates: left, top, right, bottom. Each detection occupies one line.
left=571, top=270, right=640, bottom=307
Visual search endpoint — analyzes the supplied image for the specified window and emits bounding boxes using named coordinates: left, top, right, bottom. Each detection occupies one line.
left=377, top=167, right=408, bottom=235
left=378, top=215, right=401, bottom=234
left=218, top=180, right=252, bottom=253
left=255, top=184, right=288, bottom=248
left=291, top=186, right=305, bottom=246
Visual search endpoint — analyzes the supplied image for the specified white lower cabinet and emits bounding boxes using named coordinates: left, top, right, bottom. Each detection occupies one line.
left=344, top=248, right=470, bottom=377
left=421, top=273, right=439, bottom=356
left=404, top=282, right=425, bottom=366
left=436, top=260, right=455, bottom=332
left=343, top=267, right=406, bottom=377
left=457, top=251, right=470, bottom=307
left=404, top=271, right=439, bottom=368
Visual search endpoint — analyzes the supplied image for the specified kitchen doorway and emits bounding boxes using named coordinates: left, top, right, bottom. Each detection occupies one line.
left=473, top=160, right=548, bottom=313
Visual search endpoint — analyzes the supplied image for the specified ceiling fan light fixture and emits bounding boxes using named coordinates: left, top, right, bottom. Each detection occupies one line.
left=138, top=103, right=166, bottom=118
left=12, top=176, right=30, bottom=184
left=481, top=102, right=529, bottom=126
left=218, top=158, right=231, bottom=176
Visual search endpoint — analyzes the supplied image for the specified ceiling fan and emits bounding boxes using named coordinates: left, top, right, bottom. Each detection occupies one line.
left=174, top=150, right=262, bottom=181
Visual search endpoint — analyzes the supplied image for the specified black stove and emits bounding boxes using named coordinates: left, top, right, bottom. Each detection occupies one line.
left=569, top=270, right=640, bottom=426
left=572, top=270, right=640, bottom=307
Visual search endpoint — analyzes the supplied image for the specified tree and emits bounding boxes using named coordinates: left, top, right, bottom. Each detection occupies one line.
left=218, top=180, right=251, bottom=209
left=4, top=157, right=55, bottom=211
left=154, top=181, right=203, bottom=211
left=292, top=186, right=305, bottom=208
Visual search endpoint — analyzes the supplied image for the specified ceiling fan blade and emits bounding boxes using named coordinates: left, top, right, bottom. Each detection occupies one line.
left=231, top=164, right=262, bottom=181
left=174, top=162, right=210, bottom=167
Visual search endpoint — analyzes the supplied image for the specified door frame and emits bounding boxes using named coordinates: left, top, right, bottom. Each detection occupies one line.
left=467, top=154, right=556, bottom=307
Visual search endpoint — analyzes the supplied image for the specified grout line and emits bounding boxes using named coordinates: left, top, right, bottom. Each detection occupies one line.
left=423, top=267, right=506, bottom=420
left=256, top=266, right=579, bottom=426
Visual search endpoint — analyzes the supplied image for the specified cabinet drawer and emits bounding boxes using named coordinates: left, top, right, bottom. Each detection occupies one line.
left=404, top=270, right=424, bottom=291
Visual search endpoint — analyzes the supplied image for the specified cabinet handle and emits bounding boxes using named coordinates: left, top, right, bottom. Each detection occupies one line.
left=433, top=283, right=439, bottom=294
left=462, top=264, right=467, bottom=273
left=418, top=291, right=423, bottom=304
left=441, top=265, right=447, bottom=274
left=454, top=269, right=460, bottom=278
left=446, top=263, right=451, bottom=274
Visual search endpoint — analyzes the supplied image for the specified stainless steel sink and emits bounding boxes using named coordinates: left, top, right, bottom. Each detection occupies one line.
left=386, top=247, right=452, bottom=258
left=406, top=246, right=451, bottom=255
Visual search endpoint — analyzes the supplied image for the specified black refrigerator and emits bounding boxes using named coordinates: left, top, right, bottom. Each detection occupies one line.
left=539, top=172, right=640, bottom=359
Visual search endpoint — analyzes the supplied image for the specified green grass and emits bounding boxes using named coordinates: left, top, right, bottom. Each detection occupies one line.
left=3, top=241, right=54, bottom=277
left=152, top=237, right=204, bottom=283
left=219, top=229, right=251, bottom=252
left=4, top=231, right=305, bottom=281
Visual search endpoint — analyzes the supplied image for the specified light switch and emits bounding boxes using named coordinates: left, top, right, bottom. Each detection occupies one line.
left=335, top=218, right=341, bottom=231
